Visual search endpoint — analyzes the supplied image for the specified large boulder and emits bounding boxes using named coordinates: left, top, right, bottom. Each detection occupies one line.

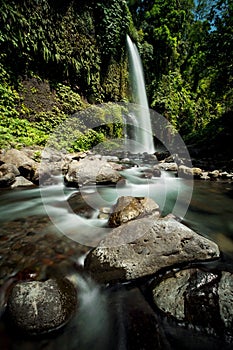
left=108, top=196, right=160, bottom=227
left=85, top=217, right=220, bottom=283
left=64, top=156, right=122, bottom=187
left=152, top=268, right=233, bottom=339
left=7, top=278, right=77, bottom=335
left=0, top=149, right=36, bottom=180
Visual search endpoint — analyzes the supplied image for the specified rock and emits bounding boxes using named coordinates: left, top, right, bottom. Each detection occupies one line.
left=108, top=196, right=160, bottom=227
left=101, top=155, right=119, bottom=162
left=85, top=217, right=220, bottom=283
left=108, top=162, right=124, bottom=171
left=142, top=153, right=158, bottom=163
left=0, top=172, right=16, bottom=187
left=32, top=163, right=57, bottom=186
left=192, top=167, right=204, bottom=178
left=200, top=172, right=211, bottom=180
left=164, top=154, right=179, bottom=163
left=158, top=162, right=178, bottom=171
left=11, top=176, right=34, bottom=188
left=152, top=268, right=233, bottom=337
left=0, top=149, right=36, bottom=180
left=0, top=163, right=20, bottom=176
left=7, top=278, right=77, bottom=335
left=70, top=151, right=87, bottom=161
left=64, top=157, right=122, bottom=187
left=208, top=170, right=220, bottom=179
left=139, top=168, right=161, bottom=178
left=98, top=207, right=111, bottom=220
left=120, top=158, right=138, bottom=167
left=178, top=165, right=203, bottom=179
left=154, top=150, right=170, bottom=161
left=220, top=171, right=229, bottom=179
left=152, top=167, right=161, bottom=177
left=67, top=192, right=95, bottom=218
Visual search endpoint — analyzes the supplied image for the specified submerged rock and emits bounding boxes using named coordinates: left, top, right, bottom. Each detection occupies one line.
left=7, top=278, right=77, bottom=335
left=85, top=217, right=220, bottom=283
left=108, top=196, right=160, bottom=227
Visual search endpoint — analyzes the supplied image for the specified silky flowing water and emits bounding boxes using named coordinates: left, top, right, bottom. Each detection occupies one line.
left=126, top=36, right=155, bottom=154
left=0, top=168, right=233, bottom=349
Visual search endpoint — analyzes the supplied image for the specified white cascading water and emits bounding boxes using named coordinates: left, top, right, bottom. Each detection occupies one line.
left=126, top=35, right=155, bottom=154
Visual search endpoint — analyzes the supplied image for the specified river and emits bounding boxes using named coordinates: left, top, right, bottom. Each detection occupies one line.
left=0, top=169, right=233, bottom=349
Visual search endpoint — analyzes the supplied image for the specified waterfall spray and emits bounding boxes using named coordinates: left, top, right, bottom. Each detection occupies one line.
left=126, top=35, right=155, bottom=154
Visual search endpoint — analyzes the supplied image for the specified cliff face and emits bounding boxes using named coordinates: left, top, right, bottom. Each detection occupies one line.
left=0, top=0, right=132, bottom=149
left=0, top=0, right=130, bottom=103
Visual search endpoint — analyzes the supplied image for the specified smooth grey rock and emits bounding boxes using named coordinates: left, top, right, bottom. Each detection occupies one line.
left=7, top=278, right=77, bottom=334
left=108, top=196, right=160, bottom=227
left=65, top=157, right=122, bottom=187
left=85, top=218, right=220, bottom=283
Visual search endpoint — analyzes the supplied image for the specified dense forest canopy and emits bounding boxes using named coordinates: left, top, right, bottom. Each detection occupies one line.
left=0, top=0, right=232, bottom=155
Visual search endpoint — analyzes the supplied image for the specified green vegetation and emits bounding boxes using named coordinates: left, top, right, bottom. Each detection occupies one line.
left=0, top=0, right=232, bottom=154
left=128, top=0, right=233, bottom=150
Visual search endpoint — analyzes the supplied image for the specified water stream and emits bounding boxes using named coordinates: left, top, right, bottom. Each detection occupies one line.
left=0, top=169, right=233, bottom=349
left=1, top=175, right=233, bottom=252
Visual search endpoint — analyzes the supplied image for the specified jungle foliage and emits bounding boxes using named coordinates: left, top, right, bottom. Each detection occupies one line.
left=0, top=0, right=232, bottom=152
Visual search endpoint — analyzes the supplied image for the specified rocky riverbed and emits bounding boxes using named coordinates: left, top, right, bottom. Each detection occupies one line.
left=0, top=147, right=232, bottom=189
left=0, top=147, right=233, bottom=349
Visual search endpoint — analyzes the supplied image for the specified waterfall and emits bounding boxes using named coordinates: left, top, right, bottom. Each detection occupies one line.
left=126, top=35, right=155, bottom=154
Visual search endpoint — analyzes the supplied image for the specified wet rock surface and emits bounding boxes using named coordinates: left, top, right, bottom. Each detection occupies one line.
left=151, top=267, right=233, bottom=343
left=85, top=217, right=220, bottom=283
left=7, top=278, right=77, bottom=335
left=108, top=196, right=160, bottom=227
